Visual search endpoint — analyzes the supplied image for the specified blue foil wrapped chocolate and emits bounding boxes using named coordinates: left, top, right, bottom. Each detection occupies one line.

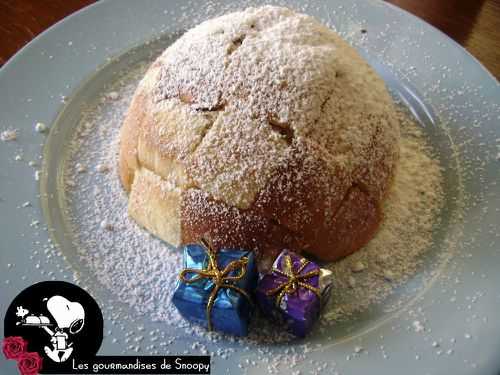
left=172, top=240, right=257, bottom=336
left=256, top=250, right=333, bottom=338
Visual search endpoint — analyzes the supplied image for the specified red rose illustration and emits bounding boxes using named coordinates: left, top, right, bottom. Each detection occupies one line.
left=17, top=352, right=43, bottom=375
left=2, top=336, right=28, bottom=360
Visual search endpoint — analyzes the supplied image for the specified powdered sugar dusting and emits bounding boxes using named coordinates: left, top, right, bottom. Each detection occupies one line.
left=2, top=0, right=496, bottom=373
left=324, top=111, right=445, bottom=320
left=148, top=6, right=399, bottom=211
left=64, top=63, right=183, bottom=324
left=63, top=46, right=446, bottom=342
left=1, top=128, right=18, bottom=142
left=121, top=7, right=401, bottom=268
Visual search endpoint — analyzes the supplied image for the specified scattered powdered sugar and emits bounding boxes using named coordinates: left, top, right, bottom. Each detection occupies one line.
left=1, top=128, right=18, bottom=141
left=412, top=320, right=425, bottom=333
left=64, top=63, right=184, bottom=324
left=139, top=6, right=399, bottom=237
left=63, top=41, right=446, bottom=342
left=323, top=111, right=445, bottom=321
left=35, top=122, right=47, bottom=133
left=14, top=0, right=492, bottom=372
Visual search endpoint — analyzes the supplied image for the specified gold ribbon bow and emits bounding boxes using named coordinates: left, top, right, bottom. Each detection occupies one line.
left=178, top=239, right=252, bottom=331
left=265, top=253, right=320, bottom=307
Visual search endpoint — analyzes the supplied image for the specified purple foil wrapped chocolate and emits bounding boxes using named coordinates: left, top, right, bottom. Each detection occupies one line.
left=256, top=250, right=333, bottom=337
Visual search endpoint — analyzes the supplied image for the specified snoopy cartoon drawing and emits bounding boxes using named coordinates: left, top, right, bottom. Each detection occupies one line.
left=16, top=295, right=85, bottom=363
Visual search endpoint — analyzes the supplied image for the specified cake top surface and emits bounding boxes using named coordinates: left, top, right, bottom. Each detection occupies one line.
left=135, top=5, right=399, bottom=209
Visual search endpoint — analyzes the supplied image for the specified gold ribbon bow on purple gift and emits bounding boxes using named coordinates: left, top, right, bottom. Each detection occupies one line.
left=178, top=239, right=252, bottom=331
left=265, top=253, right=321, bottom=307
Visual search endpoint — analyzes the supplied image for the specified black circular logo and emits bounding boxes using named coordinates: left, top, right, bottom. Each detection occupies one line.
left=4, top=281, right=103, bottom=373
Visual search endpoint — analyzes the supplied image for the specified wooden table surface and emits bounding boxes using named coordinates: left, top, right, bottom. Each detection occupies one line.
left=0, top=0, right=499, bottom=80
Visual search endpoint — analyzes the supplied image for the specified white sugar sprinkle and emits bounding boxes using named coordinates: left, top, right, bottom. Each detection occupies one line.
left=351, top=261, right=366, bottom=273
left=383, top=270, right=395, bottom=281
left=35, top=122, right=47, bottom=133
left=49, top=3, right=477, bottom=371
left=1, top=129, right=17, bottom=141
left=96, top=164, right=110, bottom=173
left=107, top=91, right=120, bottom=100
left=62, top=24, right=450, bottom=346
left=76, top=163, right=87, bottom=173
left=100, top=220, right=114, bottom=231
left=412, top=321, right=425, bottom=333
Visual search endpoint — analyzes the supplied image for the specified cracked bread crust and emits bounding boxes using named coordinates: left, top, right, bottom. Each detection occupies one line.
left=119, top=6, right=400, bottom=268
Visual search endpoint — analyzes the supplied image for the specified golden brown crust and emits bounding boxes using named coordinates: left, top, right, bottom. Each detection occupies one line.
left=180, top=188, right=307, bottom=270
left=311, top=185, right=381, bottom=261
left=118, top=6, right=400, bottom=267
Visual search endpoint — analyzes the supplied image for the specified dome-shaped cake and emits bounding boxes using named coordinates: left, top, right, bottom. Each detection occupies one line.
left=119, top=6, right=400, bottom=269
